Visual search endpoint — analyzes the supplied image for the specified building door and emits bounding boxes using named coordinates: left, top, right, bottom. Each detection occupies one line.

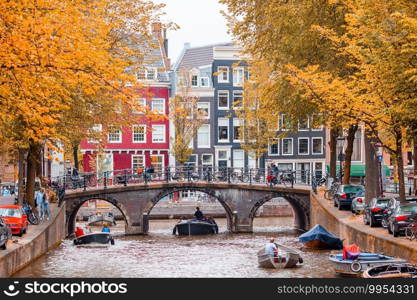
left=296, top=162, right=310, bottom=184
left=150, top=155, right=164, bottom=174
left=216, top=149, right=230, bottom=168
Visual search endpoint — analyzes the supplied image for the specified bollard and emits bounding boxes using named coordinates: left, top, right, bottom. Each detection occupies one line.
left=83, top=175, right=86, bottom=191
left=104, top=171, right=107, bottom=189
left=124, top=169, right=127, bottom=187
left=249, top=169, right=252, bottom=185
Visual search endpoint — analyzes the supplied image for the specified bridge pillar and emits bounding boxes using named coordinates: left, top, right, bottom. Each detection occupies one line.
left=231, top=213, right=253, bottom=233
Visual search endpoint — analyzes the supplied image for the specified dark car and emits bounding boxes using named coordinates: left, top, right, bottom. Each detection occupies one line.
left=333, top=184, right=365, bottom=210
left=381, top=196, right=417, bottom=228
left=0, top=217, right=12, bottom=250
left=387, top=203, right=417, bottom=237
left=363, top=197, right=390, bottom=227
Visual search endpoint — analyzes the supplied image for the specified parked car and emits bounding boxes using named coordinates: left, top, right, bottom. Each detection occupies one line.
left=381, top=196, right=417, bottom=228
left=0, top=217, right=12, bottom=250
left=387, top=202, right=417, bottom=237
left=351, top=190, right=366, bottom=214
left=363, top=197, right=390, bottom=227
left=0, top=205, right=28, bottom=236
left=333, top=184, right=364, bottom=210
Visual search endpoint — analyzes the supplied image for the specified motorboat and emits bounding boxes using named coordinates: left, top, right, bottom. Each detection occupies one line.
left=329, top=252, right=407, bottom=276
left=87, top=212, right=116, bottom=227
left=363, top=264, right=417, bottom=278
left=73, top=232, right=115, bottom=246
left=299, top=224, right=343, bottom=250
left=173, top=219, right=218, bottom=236
left=257, top=243, right=303, bottom=269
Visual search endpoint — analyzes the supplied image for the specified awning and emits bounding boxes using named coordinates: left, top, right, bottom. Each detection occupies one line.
left=326, top=164, right=390, bottom=177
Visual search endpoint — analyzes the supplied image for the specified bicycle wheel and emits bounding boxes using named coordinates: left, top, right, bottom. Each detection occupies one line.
left=28, top=212, right=40, bottom=225
left=405, top=227, right=413, bottom=240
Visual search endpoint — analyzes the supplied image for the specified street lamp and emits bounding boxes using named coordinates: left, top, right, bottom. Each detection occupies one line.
left=337, top=136, right=346, bottom=183
left=376, top=144, right=384, bottom=197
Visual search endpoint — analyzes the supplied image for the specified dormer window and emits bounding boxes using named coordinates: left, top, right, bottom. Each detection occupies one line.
left=200, top=77, right=209, bottom=87
left=137, top=68, right=157, bottom=81
left=191, top=75, right=199, bottom=87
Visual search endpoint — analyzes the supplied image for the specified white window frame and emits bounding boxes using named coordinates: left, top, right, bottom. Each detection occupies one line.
left=218, top=90, right=229, bottom=110
left=132, top=155, right=145, bottom=170
left=217, top=66, right=229, bottom=83
left=151, top=98, right=165, bottom=114
left=202, top=154, right=213, bottom=167
left=312, top=137, right=324, bottom=155
left=137, top=68, right=157, bottom=81
left=232, top=90, right=243, bottom=109
left=268, top=138, right=280, bottom=156
left=298, top=137, right=310, bottom=155
left=197, top=102, right=210, bottom=119
left=298, top=118, right=310, bottom=131
left=282, top=138, right=293, bottom=156
left=280, top=114, right=290, bottom=131
left=191, top=75, right=199, bottom=87
left=197, top=124, right=210, bottom=148
left=200, top=77, right=209, bottom=87
left=233, top=67, right=245, bottom=86
left=233, top=149, right=245, bottom=168
left=218, top=118, right=229, bottom=142
left=152, top=124, right=166, bottom=143
left=150, top=154, right=164, bottom=172
left=108, top=126, right=122, bottom=143
left=233, top=118, right=243, bottom=143
left=132, top=125, right=146, bottom=143
left=133, top=98, right=146, bottom=114
left=88, top=124, right=102, bottom=143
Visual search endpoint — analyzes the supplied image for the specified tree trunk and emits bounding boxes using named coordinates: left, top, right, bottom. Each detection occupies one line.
left=395, top=131, right=406, bottom=202
left=17, top=148, right=26, bottom=205
left=25, top=143, right=41, bottom=207
left=364, top=132, right=381, bottom=204
left=73, top=142, right=79, bottom=170
left=343, top=124, right=358, bottom=184
left=329, top=127, right=338, bottom=180
left=413, top=136, right=417, bottom=196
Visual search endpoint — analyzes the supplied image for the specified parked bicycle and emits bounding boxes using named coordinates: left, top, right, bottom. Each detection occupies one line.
left=324, top=181, right=340, bottom=200
left=22, top=203, right=40, bottom=225
left=405, top=215, right=417, bottom=241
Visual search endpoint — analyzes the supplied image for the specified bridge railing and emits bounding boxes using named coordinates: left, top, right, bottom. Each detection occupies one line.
left=50, top=167, right=323, bottom=205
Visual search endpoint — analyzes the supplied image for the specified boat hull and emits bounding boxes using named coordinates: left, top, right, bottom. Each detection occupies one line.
left=73, top=233, right=114, bottom=246
left=174, top=221, right=217, bottom=236
left=257, top=243, right=302, bottom=269
left=299, top=225, right=343, bottom=250
left=363, top=264, right=417, bottom=278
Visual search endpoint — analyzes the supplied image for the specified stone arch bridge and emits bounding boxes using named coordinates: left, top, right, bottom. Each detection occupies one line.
left=63, top=182, right=311, bottom=236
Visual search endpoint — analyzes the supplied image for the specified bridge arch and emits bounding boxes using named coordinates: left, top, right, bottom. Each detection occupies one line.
left=66, top=196, right=129, bottom=236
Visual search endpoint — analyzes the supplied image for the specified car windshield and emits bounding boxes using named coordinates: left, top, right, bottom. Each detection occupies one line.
left=398, top=205, right=417, bottom=214
left=376, top=199, right=389, bottom=207
left=355, top=190, right=364, bottom=197
left=343, top=186, right=364, bottom=193
left=0, top=208, right=21, bottom=218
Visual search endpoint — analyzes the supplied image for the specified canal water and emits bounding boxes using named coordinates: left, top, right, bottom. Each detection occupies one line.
left=13, top=217, right=338, bottom=278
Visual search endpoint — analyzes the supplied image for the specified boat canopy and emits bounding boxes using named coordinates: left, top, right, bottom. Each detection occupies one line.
left=299, top=224, right=343, bottom=250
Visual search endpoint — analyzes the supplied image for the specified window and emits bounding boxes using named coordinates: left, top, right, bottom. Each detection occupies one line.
left=233, top=150, right=245, bottom=168
left=248, top=153, right=256, bottom=169
left=185, top=155, right=197, bottom=172
left=133, top=98, right=146, bottom=114
left=218, top=118, right=229, bottom=142
left=88, top=124, right=102, bottom=143
left=202, top=154, right=213, bottom=167
left=218, top=91, right=229, bottom=109
left=151, top=155, right=164, bottom=173
left=233, top=118, right=243, bottom=142
left=108, top=126, right=121, bottom=143
left=278, top=163, right=293, bottom=171
left=269, top=138, right=279, bottom=155
left=197, top=102, right=209, bottom=118
left=132, top=125, right=146, bottom=143
left=132, top=155, right=145, bottom=170
left=280, top=114, right=291, bottom=131
left=217, top=66, right=229, bottom=83
left=298, top=138, right=309, bottom=155
left=197, top=124, right=210, bottom=148
left=152, top=99, right=165, bottom=114
left=233, top=67, right=244, bottom=86
left=312, top=137, right=323, bottom=154
left=191, top=75, right=198, bottom=87
left=137, top=68, right=157, bottom=81
left=298, top=118, right=309, bottom=131
left=200, top=77, right=209, bottom=87
left=282, top=138, right=293, bottom=155
left=233, top=90, right=243, bottom=108
left=152, top=125, right=165, bottom=143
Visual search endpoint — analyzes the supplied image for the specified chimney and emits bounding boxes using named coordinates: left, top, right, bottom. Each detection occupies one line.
left=151, top=22, right=162, bottom=39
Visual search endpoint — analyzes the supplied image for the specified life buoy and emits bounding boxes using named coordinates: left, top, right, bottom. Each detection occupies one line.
left=350, top=261, right=362, bottom=272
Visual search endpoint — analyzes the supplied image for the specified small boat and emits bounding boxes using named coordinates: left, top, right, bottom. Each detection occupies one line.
left=299, top=224, right=343, bottom=250
left=73, top=232, right=115, bottom=246
left=87, top=212, right=116, bottom=227
left=257, top=243, right=303, bottom=269
left=329, top=252, right=407, bottom=276
left=173, top=219, right=218, bottom=236
left=363, top=264, right=417, bottom=278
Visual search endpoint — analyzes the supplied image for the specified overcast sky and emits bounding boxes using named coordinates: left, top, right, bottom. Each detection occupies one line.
left=154, top=0, right=232, bottom=65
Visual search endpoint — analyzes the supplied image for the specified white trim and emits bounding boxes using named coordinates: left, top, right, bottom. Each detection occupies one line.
left=233, top=67, right=245, bottom=87
left=197, top=102, right=210, bottom=119
left=152, top=124, right=166, bottom=143
left=217, top=66, right=229, bottom=83
left=232, top=90, right=243, bottom=110
left=233, top=118, right=243, bottom=143
left=216, top=148, right=231, bottom=168
left=201, top=153, right=214, bottom=167
left=108, top=127, right=122, bottom=143
left=133, top=98, right=146, bottom=114
left=312, top=137, right=324, bottom=155
left=282, top=138, right=293, bottom=156
left=151, top=98, right=165, bottom=114
left=131, top=154, right=145, bottom=170
left=132, top=125, right=147, bottom=144
left=268, top=138, right=280, bottom=156
left=298, top=137, right=310, bottom=155
left=197, top=124, right=211, bottom=148
left=150, top=154, right=165, bottom=170
left=218, top=118, right=229, bottom=142
left=298, top=118, right=310, bottom=131
left=217, top=90, right=229, bottom=110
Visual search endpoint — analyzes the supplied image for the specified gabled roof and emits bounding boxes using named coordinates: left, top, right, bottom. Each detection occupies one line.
left=173, top=42, right=233, bottom=71
left=142, top=38, right=170, bottom=82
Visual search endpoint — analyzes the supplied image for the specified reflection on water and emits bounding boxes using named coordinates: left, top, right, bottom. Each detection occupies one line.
left=13, top=217, right=337, bottom=278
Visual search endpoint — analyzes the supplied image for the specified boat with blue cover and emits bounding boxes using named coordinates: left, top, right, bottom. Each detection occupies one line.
left=329, top=252, right=407, bottom=276
left=299, top=224, right=343, bottom=249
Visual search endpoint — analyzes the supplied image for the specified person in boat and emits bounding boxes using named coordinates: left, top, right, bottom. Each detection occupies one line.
left=265, top=238, right=278, bottom=257
left=194, top=207, right=204, bottom=220
left=75, top=226, right=85, bottom=237
left=207, top=216, right=218, bottom=234
left=102, top=224, right=110, bottom=233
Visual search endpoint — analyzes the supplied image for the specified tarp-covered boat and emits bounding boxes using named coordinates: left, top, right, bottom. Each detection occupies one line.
left=329, top=252, right=407, bottom=276
left=173, top=219, right=218, bottom=236
left=363, top=264, right=417, bottom=278
left=73, top=232, right=114, bottom=246
left=299, top=224, right=343, bottom=250
left=257, top=243, right=303, bottom=269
